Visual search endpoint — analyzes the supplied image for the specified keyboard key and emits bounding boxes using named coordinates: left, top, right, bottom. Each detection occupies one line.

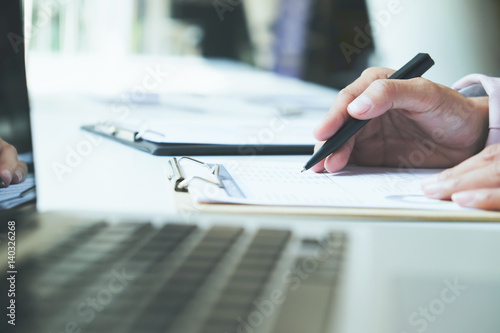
left=201, top=229, right=290, bottom=332
left=127, top=226, right=243, bottom=333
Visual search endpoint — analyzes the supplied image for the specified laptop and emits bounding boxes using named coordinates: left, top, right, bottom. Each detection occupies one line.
left=0, top=5, right=348, bottom=333
left=2, top=2, right=500, bottom=333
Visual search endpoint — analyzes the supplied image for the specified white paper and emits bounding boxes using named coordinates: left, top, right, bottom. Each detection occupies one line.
left=186, top=161, right=468, bottom=211
left=140, top=112, right=320, bottom=145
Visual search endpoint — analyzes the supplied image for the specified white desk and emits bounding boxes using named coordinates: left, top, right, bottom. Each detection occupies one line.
left=26, top=55, right=500, bottom=333
left=28, top=54, right=500, bottom=225
left=28, top=55, right=335, bottom=217
left=31, top=93, right=172, bottom=215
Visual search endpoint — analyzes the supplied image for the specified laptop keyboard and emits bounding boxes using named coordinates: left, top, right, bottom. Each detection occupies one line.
left=200, top=229, right=290, bottom=333
left=13, top=222, right=346, bottom=333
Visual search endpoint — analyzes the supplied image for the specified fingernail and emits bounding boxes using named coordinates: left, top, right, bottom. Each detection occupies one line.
left=15, top=171, right=23, bottom=183
left=313, top=123, right=322, bottom=134
left=348, top=94, right=373, bottom=115
left=1, top=170, right=12, bottom=185
left=422, top=181, right=446, bottom=195
left=452, top=191, right=477, bottom=207
left=422, top=174, right=439, bottom=185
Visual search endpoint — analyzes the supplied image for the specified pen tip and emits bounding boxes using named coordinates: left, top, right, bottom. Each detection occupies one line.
left=301, top=168, right=307, bottom=173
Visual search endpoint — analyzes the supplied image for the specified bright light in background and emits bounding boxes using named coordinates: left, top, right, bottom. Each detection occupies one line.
left=23, top=0, right=33, bottom=51
left=22, top=0, right=500, bottom=93
left=22, top=0, right=203, bottom=56
left=366, top=0, right=500, bottom=85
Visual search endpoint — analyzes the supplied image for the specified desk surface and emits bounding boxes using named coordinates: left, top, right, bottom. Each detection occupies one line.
left=29, top=54, right=500, bottom=227
left=29, top=55, right=334, bottom=216
left=24, top=55, right=500, bottom=333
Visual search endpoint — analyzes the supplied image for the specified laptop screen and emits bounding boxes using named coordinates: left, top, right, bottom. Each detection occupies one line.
left=0, top=0, right=32, bottom=154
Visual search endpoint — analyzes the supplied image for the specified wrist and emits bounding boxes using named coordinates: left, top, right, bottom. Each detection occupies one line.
left=469, top=96, right=490, bottom=152
left=454, top=74, right=500, bottom=147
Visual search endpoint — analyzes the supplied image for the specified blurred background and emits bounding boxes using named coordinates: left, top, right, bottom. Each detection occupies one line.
left=22, top=0, right=500, bottom=89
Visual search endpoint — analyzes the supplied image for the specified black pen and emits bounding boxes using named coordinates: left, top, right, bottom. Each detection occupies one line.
left=0, top=176, right=4, bottom=187
left=302, top=53, right=435, bottom=172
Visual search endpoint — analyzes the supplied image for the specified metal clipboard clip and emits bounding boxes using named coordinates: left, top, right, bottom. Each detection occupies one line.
left=95, top=121, right=164, bottom=143
left=167, top=157, right=223, bottom=192
left=95, top=122, right=140, bottom=142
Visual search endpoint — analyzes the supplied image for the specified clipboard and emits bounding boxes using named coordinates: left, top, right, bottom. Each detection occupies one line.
left=166, top=156, right=500, bottom=222
left=81, top=123, right=314, bottom=156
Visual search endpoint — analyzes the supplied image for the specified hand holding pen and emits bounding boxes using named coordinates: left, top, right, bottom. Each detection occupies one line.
left=308, top=54, right=489, bottom=175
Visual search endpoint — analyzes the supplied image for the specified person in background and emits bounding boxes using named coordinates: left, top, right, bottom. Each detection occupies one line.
left=0, top=137, right=27, bottom=187
left=313, top=68, right=500, bottom=211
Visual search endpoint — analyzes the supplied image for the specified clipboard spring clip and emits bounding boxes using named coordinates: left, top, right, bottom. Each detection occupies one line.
left=95, top=121, right=160, bottom=142
left=96, top=122, right=141, bottom=142
left=167, top=157, right=223, bottom=192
